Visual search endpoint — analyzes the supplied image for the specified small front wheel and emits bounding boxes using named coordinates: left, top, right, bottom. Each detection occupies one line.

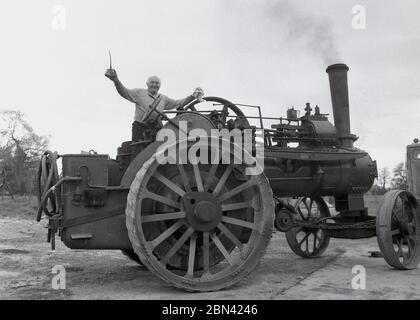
left=285, top=197, right=330, bottom=258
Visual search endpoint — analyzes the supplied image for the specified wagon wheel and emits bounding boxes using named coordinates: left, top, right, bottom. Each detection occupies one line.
left=285, top=197, right=330, bottom=258
left=376, top=190, right=420, bottom=270
left=125, top=138, right=274, bottom=291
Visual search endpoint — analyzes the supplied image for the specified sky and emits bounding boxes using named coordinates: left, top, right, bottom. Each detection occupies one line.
left=0, top=0, right=419, bottom=170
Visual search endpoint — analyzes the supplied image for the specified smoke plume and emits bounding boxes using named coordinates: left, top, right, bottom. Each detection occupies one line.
left=263, top=0, right=341, bottom=64
left=221, top=0, right=341, bottom=65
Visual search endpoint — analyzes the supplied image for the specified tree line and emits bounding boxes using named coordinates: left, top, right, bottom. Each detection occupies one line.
left=0, top=110, right=49, bottom=196
left=370, top=163, right=408, bottom=195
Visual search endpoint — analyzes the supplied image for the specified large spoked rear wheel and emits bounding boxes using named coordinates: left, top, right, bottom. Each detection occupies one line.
left=285, top=197, right=330, bottom=258
left=125, top=138, right=274, bottom=291
left=377, top=190, right=420, bottom=270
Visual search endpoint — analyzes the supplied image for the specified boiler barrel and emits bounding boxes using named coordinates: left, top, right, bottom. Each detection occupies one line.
left=264, top=155, right=376, bottom=198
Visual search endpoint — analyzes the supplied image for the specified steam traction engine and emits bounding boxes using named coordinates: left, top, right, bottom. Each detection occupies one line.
left=37, top=64, right=420, bottom=291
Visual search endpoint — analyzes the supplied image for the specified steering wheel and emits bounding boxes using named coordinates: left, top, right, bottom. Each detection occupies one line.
left=182, top=96, right=250, bottom=129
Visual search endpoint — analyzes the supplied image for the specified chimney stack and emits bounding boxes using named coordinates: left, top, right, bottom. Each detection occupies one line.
left=326, top=63, right=356, bottom=147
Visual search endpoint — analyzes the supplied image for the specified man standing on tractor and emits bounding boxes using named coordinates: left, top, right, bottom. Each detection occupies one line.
left=105, top=68, right=204, bottom=141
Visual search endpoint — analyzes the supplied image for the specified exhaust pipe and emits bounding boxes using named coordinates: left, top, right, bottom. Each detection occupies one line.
left=326, top=63, right=356, bottom=148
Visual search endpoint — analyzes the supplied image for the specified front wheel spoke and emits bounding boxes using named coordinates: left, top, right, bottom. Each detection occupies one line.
left=212, top=165, right=233, bottom=196
left=221, top=201, right=252, bottom=212
left=396, top=238, right=404, bottom=258
left=217, top=223, right=243, bottom=249
left=187, top=232, right=197, bottom=277
left=161, top=227, right=195, bottom=265
left=221, top=216, right=257, bottom=231
left=299, top=233, right=310, bottom=247
left=177, top=164, right=192, bottom=192
left=142, top=211, right=186, bottom=223
left=303, top=199, right=311, bottom=218
left=309, top=199, right=314, bottom=216
left=211, top=233, right=235, bottom=266
left=193, top=164, right=204, bottom=192
left=204, top=163, right=219, bottom=192
left=314, top=231, right=322, bottom=243
left=149, top=220, right=185, bottom=249
left=297, top=206, right=306, bottom=220
left=405, top=235, right=414, bottom=256
left=145, top=190, right=180, bottom=209
left=153, top=171, right=185, bottom=197
left=202, top=231, right=210, bottom=274
left=219, top=179, right=255, bottom=202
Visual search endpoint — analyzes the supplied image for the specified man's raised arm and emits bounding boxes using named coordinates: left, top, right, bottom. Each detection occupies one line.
left=105, top=68, right=137, bottom=103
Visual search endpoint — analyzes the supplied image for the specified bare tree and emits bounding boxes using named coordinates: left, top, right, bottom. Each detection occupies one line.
left=0, top=110, right=49, bottom=195
left=391, top=162, right=408, bottom=190
left=377, top=167, right=390, bottom=193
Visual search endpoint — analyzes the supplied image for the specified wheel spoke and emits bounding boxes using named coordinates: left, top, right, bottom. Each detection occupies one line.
left=221, top=216, right=257, bottom=230
left=396, top=238, right=404, bottom=258
left=221, top=201, right=252, bottom=212
left=405, top=235, right=412, bottom=257
left=204, top=163, right=219, bottom=192
left=153, top=171, right=185, bottom=197
left=202, top=231, right=210, bottom=274
left=145, top=190, right=180, bottom=209
left=193, top=164, right=204, bottom=192
left=219, top=179, right=255, bottom=202
left=313, top=233, right=317, bottom=251
left=211, top=233, right=234, bottom=266
left=299, top=233, right=310, bottom=247
left=407, top=236, right=416, bottom=257
left=217, top=223, right=243, bottom=249
left=161, top=227, right=195, bottom=265
left=309, top=199, right=314, bottom=216
left=142, top=211, right=186, bottom=223
left=177, top=164, right=192, bottom=192
left=314, top=231, right=322, bottom=243
left=212, top=165, right=233, bottom=196
left=187, top=232, right=197, bottom=277
left=297, top=206, right=305, bottom=220
left=149, top=220, right=185, bottom=249
left=303, top=199, right=311, bottom=218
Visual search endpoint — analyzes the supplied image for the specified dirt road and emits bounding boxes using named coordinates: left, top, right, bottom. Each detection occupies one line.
left=1, top=212, right=419, bottom=300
